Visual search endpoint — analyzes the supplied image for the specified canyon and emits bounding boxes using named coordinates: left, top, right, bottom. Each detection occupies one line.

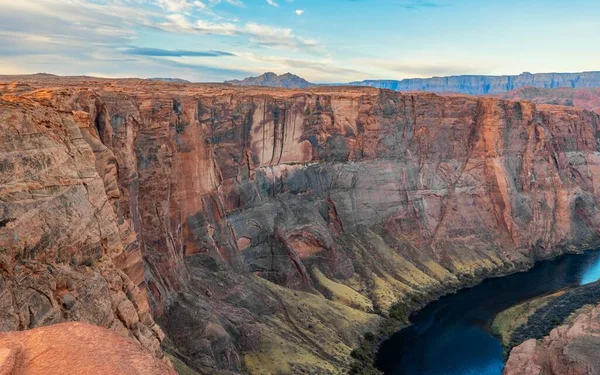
left=229, top=71, right=600, bottom=95
left=227, top=71, right=600, bottom=101
left=350, top=71, right=600, bottom=95
left=2, top=75, right=600, bottom=374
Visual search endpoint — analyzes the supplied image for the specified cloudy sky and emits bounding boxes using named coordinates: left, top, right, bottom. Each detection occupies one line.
left=0, top=0, right=599, bottom=82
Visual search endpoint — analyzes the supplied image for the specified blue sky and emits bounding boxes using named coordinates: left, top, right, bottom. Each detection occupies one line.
left=0, top=0, right=599, bottom=82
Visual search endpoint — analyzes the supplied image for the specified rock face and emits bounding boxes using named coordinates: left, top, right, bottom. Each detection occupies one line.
left=0, top=322, right=176, bottom=375
left=226, top=72, right=315, bottom=88
left=494, top=87, right=600, bottom=114
left=0, top=82, right=167, bottom=361
left=504, top=304, right=600, bottom=375
left=351, top=71, right=600, bottom=94
left=2, top=75, right=600, bottom=374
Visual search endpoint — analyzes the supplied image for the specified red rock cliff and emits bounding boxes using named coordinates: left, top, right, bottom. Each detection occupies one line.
left=2, top=76, right=600, bottom=374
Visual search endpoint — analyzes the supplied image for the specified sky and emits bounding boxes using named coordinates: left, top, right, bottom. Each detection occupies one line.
left=0, top=0, right=599, bottom=83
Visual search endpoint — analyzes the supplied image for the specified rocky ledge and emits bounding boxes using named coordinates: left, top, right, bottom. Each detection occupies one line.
left=2, top=75, right=600, bottom=374
left=504, top=302, right=600, bottom=375
left=0, top=322, right=175, bottom=375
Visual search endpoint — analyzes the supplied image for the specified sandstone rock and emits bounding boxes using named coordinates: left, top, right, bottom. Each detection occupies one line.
left=503, top=339, right=542, bottom=375
left=0, top=91, right=166, bottom=359
left=117, top=299, right=140, bottom=328
left=62, top=293, right=76, bottom=310
left=0, top=347, right=16, bottom=375
left=0, top=322, right=176, bottom=375
left=504, top=304, right=600, bottom=375
left=494, top=87, right=600, bottom=114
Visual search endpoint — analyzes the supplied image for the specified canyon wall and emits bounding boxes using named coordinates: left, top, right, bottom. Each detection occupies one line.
left=351, top=71, right=600, bottom=94
left=494, top=87, right=600, bottom=114
left=2, top=76, right=600, bottom=374
left=0, top=89, right=165, bottom=360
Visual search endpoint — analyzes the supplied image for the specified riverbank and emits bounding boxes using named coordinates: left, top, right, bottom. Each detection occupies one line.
left=494, top=280, right=600, bottom=353
left=491, top=289, right=569, bottom=348
left=349, top=254, right=535, bottom=374
left=363, top=246, right=600, bottom=375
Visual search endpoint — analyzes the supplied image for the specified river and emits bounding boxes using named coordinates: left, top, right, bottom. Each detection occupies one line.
left=376, top=249, right=600, bottom=375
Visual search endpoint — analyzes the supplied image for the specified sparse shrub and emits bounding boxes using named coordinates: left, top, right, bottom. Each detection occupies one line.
left=364, top=332, right=376, bottom=341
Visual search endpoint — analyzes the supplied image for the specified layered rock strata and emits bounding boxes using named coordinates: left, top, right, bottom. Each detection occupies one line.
left=2, top=76, right=600, bottom=373
left=351, top=71, right=600, bottom=94
left=0, top=84, right=165, bottom=360
left=494, top=87, right=600, bottom=114
left=504, top=303, right=600, bottom=375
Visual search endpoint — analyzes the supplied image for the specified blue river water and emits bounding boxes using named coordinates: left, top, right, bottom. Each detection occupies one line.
left=376, top=249, right=600, bottom=375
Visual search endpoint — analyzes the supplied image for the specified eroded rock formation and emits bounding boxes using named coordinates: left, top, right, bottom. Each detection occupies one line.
left=2, top=75, right=600, bottom=374
left=0, top=89, right=165, bottom=362
left=504, top=303, right=600, bottom=375
left=494, top=87, right=600, bottom=114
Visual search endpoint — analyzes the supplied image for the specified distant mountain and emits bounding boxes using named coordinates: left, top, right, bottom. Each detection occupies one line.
left=349, top=71, right=600, bottom=95
left=149, top=77, right=191, bottom=83
left=493, top=86, right=600, bottom=114
left=225, top=72, right=315, bottom=88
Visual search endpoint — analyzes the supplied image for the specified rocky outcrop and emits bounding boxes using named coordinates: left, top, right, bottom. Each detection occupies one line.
left=226, top=72, right=315, bottom=88
left=504, top=303, right=600, bottom=375
left=0, top=322, right=176, bottom=375
left=494, top=87, right=600, bottom=114
left=2, top=76, right=600, bottom=374
left=0, top=85, right=165, bottom=360
left=351, top=71, right=600, bottom=94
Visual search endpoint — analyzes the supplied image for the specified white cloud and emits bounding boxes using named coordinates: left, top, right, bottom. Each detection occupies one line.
left=0, top=0, right=338, bottom=81
left=162, top=13, right=192, bottom=29
left=157, top=0, right=194, bottom=12
left=158, top=14, right=320, bottom=50
left=0, top=0, right=319, bottom=52
left=196, top=19, right=238, bottom=34
left=207, top=0, right=244, bottom=6
left=295, top=9, right=304, bottom=15
left=244, top=22, right=293, bottom=46
left=298, top=37, right=318, bottom=47
left=159, top=14, right=239, bottom=35
left=266, top=0, right=279, bottom=7
left=243, top=22, right=320, bottom=50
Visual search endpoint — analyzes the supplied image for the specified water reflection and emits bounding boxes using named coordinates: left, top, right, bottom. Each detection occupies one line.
left=377, top=249, right=600, bottom=375
left=579, top=251, right=600, bottom=285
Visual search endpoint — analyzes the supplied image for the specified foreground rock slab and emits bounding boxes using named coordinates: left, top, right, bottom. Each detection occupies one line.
left=0, top=322, right=176, bottom=375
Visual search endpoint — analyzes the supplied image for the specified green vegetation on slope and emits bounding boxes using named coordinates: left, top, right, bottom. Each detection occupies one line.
left=491, top=290, right=566, bottom=347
